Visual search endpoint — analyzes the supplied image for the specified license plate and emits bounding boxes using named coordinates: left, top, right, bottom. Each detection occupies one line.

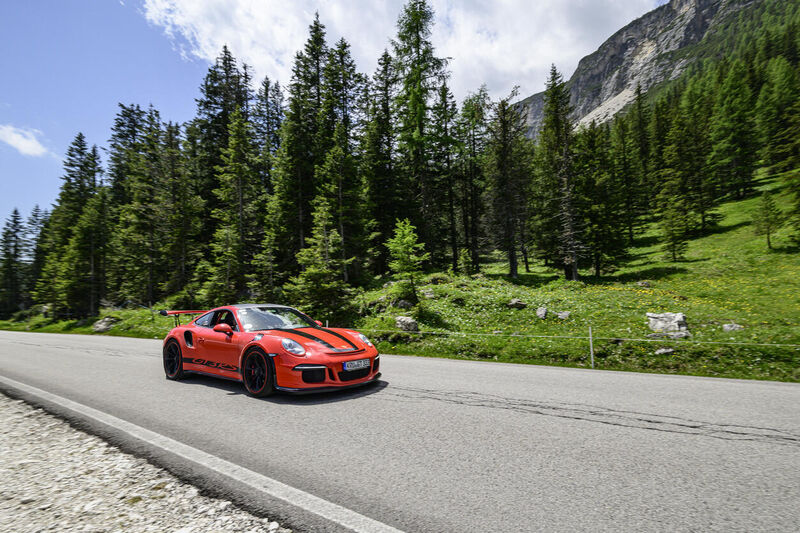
left=343, top=359, right=370, bottom=371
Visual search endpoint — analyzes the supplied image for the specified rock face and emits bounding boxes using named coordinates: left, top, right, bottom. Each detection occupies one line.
left=516, top=0, right=749, bottom=137
left=395, top=316, right=419, bottom=331
left=92, top=316, right=120, bottom=333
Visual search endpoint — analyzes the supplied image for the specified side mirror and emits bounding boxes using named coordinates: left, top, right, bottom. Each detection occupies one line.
left=213, top=323, right=233, bottom=336
left=315, top=320, right=323, bottom=326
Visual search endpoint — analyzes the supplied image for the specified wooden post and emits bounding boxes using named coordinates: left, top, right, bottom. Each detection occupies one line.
left=589, top=326, right=595, bottom=369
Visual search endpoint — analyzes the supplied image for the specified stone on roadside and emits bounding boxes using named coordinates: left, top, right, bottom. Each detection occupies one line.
left=395, top=316, right=419, bottom=331
left=557, top=311, right=571, bottom=320
left=507, top=298, right=526, bottom=309
left=92, top=316, right=120, bottom=333
left=655, top=348, right=674, bottom=355
left=636, top=281, right=651, bottom=287
left=722, top=323, right=744, bottom=332
left=536, top=307, right=547, bottom=319
left=646, top=312, right=688, bottom=332
left=647, top=331, right=691, bottom=339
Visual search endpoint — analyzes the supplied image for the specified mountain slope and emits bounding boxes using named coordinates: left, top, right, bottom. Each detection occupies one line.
left=517, top=0, right=753, bottom=137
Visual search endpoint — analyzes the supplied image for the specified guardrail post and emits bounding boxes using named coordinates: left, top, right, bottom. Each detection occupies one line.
left=589, top=326, right=595, bottom=369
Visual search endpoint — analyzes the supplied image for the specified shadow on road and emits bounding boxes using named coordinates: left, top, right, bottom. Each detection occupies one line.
left=178, top=374, right=389, bottom=404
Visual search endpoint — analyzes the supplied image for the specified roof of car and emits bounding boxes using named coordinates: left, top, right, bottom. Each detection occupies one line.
left=230, top=304, right=291, bottom=309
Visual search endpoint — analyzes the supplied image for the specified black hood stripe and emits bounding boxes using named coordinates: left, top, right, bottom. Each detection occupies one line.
left=282, top=329, right=336, bottom=350
left=317, top=327, right=358, bottom=350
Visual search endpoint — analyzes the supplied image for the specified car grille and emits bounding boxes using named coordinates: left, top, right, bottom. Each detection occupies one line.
left=301, top=368, right=326, bottom=383
left=338, top=368, right=370, bottom=381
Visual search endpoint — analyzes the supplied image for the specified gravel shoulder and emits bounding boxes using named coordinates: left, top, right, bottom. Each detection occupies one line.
left=0, top=393, right=292, bottom=533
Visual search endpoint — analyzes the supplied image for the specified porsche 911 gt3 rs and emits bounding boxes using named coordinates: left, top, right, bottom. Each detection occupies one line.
left=160, top=304, right=381, bottom=397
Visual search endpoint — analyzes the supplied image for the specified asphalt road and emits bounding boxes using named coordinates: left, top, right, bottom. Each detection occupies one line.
left=1, top=330, right=799, bottom=532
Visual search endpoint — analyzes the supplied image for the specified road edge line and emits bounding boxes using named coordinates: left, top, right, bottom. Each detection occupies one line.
left=0, top=375, right=403, bottom=533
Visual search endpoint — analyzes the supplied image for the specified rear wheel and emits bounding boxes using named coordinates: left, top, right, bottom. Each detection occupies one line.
left=242, top=348, right=274, bottom=397
left=163, top=339, right=185, bottom=380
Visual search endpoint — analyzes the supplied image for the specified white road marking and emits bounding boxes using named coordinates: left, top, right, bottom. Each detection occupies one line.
left=0, top=375, right=404, bottom=533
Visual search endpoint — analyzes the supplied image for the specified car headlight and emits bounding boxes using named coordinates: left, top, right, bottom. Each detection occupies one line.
left=358, top=333, right=373, bottom=347
left=281, top=338, right=306, bottom=356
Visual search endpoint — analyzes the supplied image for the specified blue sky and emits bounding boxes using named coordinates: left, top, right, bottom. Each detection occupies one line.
left=0, top=0, right=666, bottom=223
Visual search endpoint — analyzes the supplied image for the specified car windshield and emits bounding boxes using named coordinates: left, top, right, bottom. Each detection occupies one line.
left=237, top=307, right=315, bottom=332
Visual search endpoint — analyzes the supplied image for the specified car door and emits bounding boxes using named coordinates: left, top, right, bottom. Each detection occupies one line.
left=198, top=309, right=242, bottom=376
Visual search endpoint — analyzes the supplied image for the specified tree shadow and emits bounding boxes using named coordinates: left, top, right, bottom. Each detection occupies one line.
left=482, top=271, right=560, bottom=287
left=690, top=220, right=750, bottom=238
left=584, top=265, right=690, bottom=284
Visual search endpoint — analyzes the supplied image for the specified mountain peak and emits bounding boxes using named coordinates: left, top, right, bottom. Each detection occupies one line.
left=517, top=0, right=752, bottom=137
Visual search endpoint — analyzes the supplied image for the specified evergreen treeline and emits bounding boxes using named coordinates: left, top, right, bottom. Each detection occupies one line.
left=2, top=0, right=799, bottom=322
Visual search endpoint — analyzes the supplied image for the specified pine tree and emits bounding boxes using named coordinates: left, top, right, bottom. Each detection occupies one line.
left=107, top=103, right=145, bottom=210
left=532, top=65, right=580, bottom=280
left=708, top=60, right=757, bottom=199
left=56, top=189, right=110, bottom=316
left=630, top=84, right=651, bottom=204
left=430, top=78, right=459, bottom=271
left=283, top=185, right=352, bottom=323
left=267, top=15, right=329, bottom=272
left=658, top=172, right=690, bottom=261
left=392, top=0, right=447, bottom=258
left=204, top=107, right=262, bottom=302
left=756, top=56, right=800, bottom=171
left=160, top=122, right=204, bottom=301
left=35, top=133, right=102, bottom=313
left=483, top=90, right=533, bottom=279
left=455, top=87, right=489, bottom=272
left=610, top=115, right=639, bottom=244
left=0, top=209, right=25, bottom=317
left=251, top=76, right=284, bottom=192
left=753, top=191, right=785, bottom=250
left=386, top=218, right=429, bottom=302
left=24, top=205, right=49, bottom=308
left=107, top=108, right=165, bottom=305
left=361, top=50, right=400, bottom=274
left=574, top=122, right=628, bottom=276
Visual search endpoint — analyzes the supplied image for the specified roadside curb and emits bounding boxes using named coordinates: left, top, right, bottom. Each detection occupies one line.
left=0, top=375, right=404, bottom=533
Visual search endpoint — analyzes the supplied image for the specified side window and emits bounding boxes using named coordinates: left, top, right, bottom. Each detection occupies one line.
left=214, top=310, right=239, bottom=331
left=195, top=312, right=213, bottom=328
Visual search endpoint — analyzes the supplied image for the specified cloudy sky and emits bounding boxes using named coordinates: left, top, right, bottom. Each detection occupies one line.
left=1, top=0, right=666, bottom=222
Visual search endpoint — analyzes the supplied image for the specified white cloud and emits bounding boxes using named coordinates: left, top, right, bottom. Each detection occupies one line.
left=142, top=0, right=663, bottom=102
left=0, top=125, right=52, bottom=158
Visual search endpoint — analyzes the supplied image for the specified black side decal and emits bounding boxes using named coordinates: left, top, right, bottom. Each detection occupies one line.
left=318, top=328, right=358, bottom=350
left=282, top=329, right=336, bottom=350
left=183, top=357, right=239, bottom=373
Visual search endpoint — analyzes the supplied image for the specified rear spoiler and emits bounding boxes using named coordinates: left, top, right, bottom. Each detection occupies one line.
left=159, top=309, right=207, bottom=327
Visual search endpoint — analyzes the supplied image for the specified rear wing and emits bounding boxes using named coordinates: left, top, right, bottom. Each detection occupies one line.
left=159, top=309, right=207, bottom=327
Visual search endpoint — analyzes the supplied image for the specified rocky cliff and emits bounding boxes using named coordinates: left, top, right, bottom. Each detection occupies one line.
left=517, top=0, right=753, bottom=137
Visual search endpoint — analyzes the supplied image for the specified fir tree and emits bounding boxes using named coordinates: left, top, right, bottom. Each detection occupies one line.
left=430, top=77, right=459, bottom=271
left=753, top=191, right=785, bottom=250
left=283, top=185, right=352, bottom=323
left=361, top=50, right=400, bottom=274
left=455, top=87, right=489, bottom=272
left=386, top=218, right=429, bottom=303
left=532, top=65, right=580, bottom=280
left=0, top=209, right=25, bottom=317
left=708, top=60, right=757, bottom=199
left=756, top=56, right=800, bottom=171
left=251, top=76, right=284, bottom=192
left=204, top=107, right=262, bottom=302
left=483, top=89, right=533, bottom=279
left=392, top=0, right=447, bottom=258
left=658, top=173, right=690, bottom=262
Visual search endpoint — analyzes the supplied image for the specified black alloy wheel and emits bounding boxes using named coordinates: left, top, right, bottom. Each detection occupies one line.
left=163, top=340, right=184, bottom=380
left=243, top=348, right=273, bottom=397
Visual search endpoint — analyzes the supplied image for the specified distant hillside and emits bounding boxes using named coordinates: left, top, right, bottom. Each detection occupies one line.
left=517, top=0, right=760, bottom=137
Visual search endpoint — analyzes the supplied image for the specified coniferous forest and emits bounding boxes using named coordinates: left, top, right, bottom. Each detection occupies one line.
left=2, top=0, right=800, bottom=325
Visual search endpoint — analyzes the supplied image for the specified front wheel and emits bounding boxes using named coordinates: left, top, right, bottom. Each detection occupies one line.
left=163, top=339, right=185, bottom=380
left=242, top=348, right=274, bottom=397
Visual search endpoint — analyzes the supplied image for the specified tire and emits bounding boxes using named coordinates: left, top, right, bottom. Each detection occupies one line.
left=163, top=339, right=185, bottom=381
left=242, top=348, right=274, bottom=397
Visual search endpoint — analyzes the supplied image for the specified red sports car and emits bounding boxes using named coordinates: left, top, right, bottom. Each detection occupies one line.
left=160, top=304, right=381, bottom=397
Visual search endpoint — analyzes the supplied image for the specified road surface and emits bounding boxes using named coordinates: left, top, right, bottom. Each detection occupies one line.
left=0, top=330, right=798, bottom=532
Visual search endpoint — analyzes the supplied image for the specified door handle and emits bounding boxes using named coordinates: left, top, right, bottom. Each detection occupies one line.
left=198, top=337, right=205, bottom=343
